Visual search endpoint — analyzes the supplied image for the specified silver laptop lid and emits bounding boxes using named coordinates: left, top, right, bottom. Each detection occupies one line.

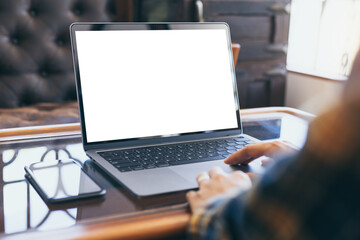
left=70, top=23, right=242, bottom=150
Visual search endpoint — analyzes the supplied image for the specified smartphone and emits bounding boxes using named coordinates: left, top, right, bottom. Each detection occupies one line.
left=24, top=159, right=106, bottom=203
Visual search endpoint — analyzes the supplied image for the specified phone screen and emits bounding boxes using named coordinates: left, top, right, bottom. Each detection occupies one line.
left=25, top=160, right=105, bottom=203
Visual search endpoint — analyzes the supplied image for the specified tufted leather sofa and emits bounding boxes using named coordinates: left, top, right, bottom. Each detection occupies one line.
left=0, top=0, right=119, bottom=128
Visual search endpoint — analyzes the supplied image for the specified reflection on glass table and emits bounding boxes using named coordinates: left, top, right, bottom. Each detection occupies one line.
left=0, top=108, right=312, bottom=236
left=1, top=139, right=188, bottom=236
left=242, top=111, right=309, bottom=147
left=2, top=142, right=89, bottom=234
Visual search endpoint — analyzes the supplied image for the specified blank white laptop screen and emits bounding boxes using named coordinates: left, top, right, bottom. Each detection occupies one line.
left=75, top=29, right=239, bottom=143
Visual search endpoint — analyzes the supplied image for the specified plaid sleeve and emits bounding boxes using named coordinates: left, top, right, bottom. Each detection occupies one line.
left=188, top=189, right=246, bottom=240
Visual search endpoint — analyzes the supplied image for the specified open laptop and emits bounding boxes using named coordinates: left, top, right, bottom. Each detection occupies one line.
left=70, top=22, right=262, bottom=197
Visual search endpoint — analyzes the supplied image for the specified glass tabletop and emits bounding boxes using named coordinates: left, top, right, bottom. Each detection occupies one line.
left=0, top=110, right=310, bottom=236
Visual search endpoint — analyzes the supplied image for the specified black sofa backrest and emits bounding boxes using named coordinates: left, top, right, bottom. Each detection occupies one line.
left=0, top=0, right=118, bottom=108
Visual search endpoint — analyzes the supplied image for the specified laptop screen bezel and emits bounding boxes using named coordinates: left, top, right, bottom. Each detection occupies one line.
left=70, top=22, right=243, bottom=151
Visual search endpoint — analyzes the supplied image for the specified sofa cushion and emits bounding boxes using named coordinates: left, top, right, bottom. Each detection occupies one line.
left=0, top=0, right=118, bottom=108
left=0, top=101, right=79, bottom=128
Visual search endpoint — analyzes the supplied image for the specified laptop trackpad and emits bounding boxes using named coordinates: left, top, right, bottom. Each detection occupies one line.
left=119, top=168, right=193, bottom=196
left=171, top=160, right=234, bottom=184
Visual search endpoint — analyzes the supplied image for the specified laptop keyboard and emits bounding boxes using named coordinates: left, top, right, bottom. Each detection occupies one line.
left=98, top=136, right=254, bottom=172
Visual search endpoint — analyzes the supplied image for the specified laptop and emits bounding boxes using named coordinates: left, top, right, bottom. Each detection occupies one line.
left=70, top=22, right=263, bottom=197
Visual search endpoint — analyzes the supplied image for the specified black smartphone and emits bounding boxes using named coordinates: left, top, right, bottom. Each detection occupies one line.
left=24, top=159, right=106, bottom=203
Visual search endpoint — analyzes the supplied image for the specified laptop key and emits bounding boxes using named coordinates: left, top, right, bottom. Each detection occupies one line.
left=144, top=164, right=156, bottom=169
left=115, top=162, right=140, bottom=168
left=132, top=166, right=144, bottom=171
left=226, top=146, right=236, bottom=150
left=109, top=160, right=127, bottom=166
left=119, top=167, right=132, bottom=172
left=156, top=162, right=170, bottom=168
left=218, top=151, right=228, bottom=155
left=99, top=152, right=113, bottom=157
left=227, top=149, right=237, bottom=154
left=227, top=143, right=237, bottom=146
left=235, top=145, right=246, bottom=149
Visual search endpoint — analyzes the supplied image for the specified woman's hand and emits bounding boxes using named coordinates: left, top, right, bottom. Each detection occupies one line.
left=186, top=141, right=297, bottom=212
left=225, top=140, right=297, bottom=166
left=186, top=167, right=252, bottom=212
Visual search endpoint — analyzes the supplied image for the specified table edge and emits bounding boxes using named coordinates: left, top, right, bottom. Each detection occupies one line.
left=0, top=107, right=315, bottom=140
